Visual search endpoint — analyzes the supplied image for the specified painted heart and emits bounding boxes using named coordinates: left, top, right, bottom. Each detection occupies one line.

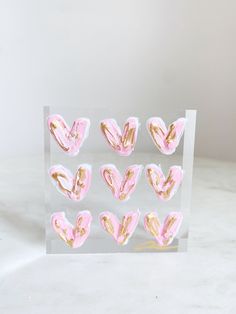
left=47, top=114, right=90, bottom=156
left=147, top=117, right=186, bottom=155
left=144, top=212, right=183, bottom=246
left=145, top=164, right=183, bottom=201
left=51, top=211, right=92, bottom=248
left=100, top=164, right=142, bottom=201
left=100, top=117, right=139, bottom=156
left=99, top=210, right=140, bottom=245
left=49, top=164, right=92, bottom=201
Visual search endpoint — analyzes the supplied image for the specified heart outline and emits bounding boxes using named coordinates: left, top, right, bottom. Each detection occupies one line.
left=99, top=210, right=140, bottom=245
left=145, top=164, right=184, bottom=201
left=51, top=211, right=92, bottom=248
left=147, top=117, right=186, bottom=155
left=47, top=114, right=90, bottom=156
left=144, top=211, right=183, bottom=246
left=49, top=164, right=92, bottom=201
left=100, top=117, right=139, bottom=156
left=100, top=164, right=143, bottom=201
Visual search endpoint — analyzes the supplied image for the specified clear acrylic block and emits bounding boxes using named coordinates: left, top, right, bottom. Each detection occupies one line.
left=44, top=105, right=196, bottom=254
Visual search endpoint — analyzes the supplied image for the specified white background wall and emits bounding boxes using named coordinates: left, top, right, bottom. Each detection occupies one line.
left=0, top=0, right=235, bottom=160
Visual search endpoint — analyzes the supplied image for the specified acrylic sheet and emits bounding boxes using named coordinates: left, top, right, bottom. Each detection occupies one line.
left=44, top=106, right=196, bottom=254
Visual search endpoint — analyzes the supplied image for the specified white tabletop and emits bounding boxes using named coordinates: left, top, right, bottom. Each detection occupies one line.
left=0, top=156, right=235, bottom=314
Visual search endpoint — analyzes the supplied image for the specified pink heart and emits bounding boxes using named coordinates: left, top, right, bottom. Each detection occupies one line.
left=47, top=114, right=90, bottom=156
left=147, top=117, right=186, bottom=155
left=145, top=164, right=183, bottom=201
left=100, top=117, right=139, bottom=156
left=100, top=164, right=142, bottom=201
left=144, top=212, right=183, bottom=246
left=49, top=164, right=92, bottom=201
left=99, top=210, right=140, bottom=245
left=51, top=211, right=92, bottom=248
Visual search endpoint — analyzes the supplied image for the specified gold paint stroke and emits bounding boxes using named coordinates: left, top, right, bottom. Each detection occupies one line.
left=134, top=240, right=178, bottom=252
left=102, top=216, right=114, bottom=235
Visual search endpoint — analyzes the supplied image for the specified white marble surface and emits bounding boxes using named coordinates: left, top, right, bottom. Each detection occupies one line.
left=0, top=156, right=235, bottom=314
